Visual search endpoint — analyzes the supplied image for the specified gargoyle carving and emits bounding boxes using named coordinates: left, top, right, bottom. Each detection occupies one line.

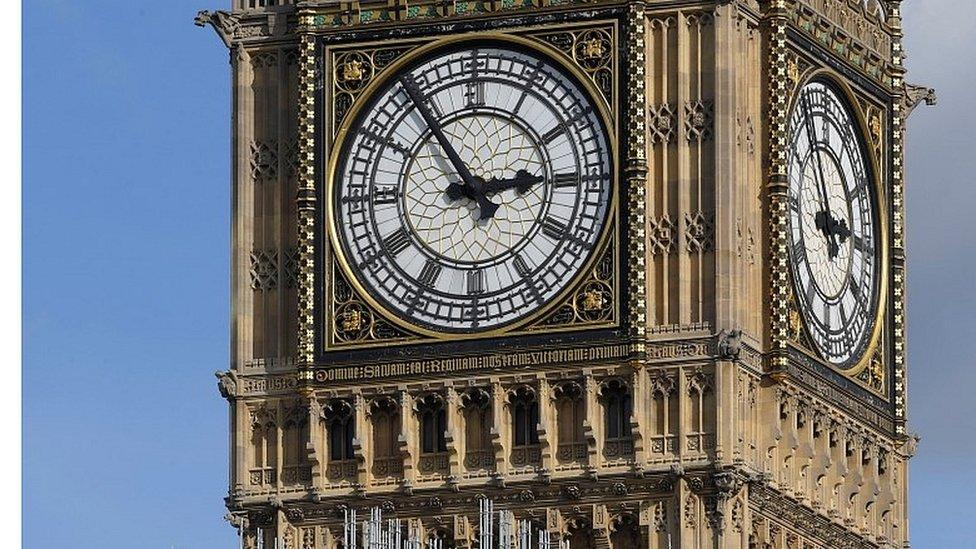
left=903, top=83, right=937, bottom=117
left=195, top=10, right=240, bottom=49
left=717, top=329, right=742, bottom=361
left=216, top=370, right=238, bottom=400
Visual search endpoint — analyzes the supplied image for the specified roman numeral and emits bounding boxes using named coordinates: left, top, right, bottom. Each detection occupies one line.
left=382, top=228, right=411, bottom=257
left=541, top=123, right=566, bottom=144
left=542, top=216, right=568, bottom=240
left=467, top=269, right=484, bottom=295
left=417, top=260, right=442, bottom=288
left=359, top=127, right=410, bottom=157
left=849, top=274, right=863, bottom=303
left=553, top=172, right=579, bottom=188
left=374, top=185, right=400, bottom=205
left=464, top=81, right=485, bottom=107
left=820, top=118, right=831, bottom=143
left=513, top=255, right=532, bottom=278
left=852, top=235, right=873, bottom=254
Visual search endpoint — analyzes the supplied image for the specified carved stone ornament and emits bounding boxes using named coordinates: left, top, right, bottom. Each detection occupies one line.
left=856, top=345, right=886, bottom=393
left=684, top=211, right=714, bottom=253
left=331, top=45, right=418, bottom=132
left=531, top=26, right=615, bottom=106
left=684, top=100, right=714, bottom=142
left=902, top=83, right=937, bottom=117
left=194, top=10, right=239, bottom=48
left=530, top=233, right=616, bottom=330
left=216, top=370, right=238, bottom=399
left=648, top=214, right=676, bottom=255
left=285, top=507, right=305, bottom=523
left=330, top=259, right=417, bottom=346
left=648, top=103, right=677, bottom=145
left=717, top=330, right=743, bottom=361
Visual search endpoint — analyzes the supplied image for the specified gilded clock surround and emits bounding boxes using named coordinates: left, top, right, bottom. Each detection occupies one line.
left=781, top=68, right=890, bottom=393
left=199, top=0, right=930, bottom=547
left=322, top=29, right=622, bottom=349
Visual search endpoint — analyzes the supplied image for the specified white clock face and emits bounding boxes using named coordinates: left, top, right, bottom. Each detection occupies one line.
left=332, top=44, right=612, bottom=334
left=787, top=80, right=880, bottom=368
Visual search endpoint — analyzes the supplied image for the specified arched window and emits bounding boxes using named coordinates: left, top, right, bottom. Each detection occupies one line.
left=554, top=381, right=586, bottom=464
left=416, top=393, right=447, bottom=454
left=370, top=396, right=402, bottom=479
left=609, top=514, right=641, bottom=549
left=600, top=379, right=633, bottom=460
left=416, top=393, right=449, bottom=475
left=323, top=399, right=355, bottom=461
left=509, top=386, right=539, bottom=447
left=601, top=379, right=631, bottom=439
left=509, top=386, right=541, bottom=468
left=565, top=518, right=594, bottom=549
left=249, top=406, right=277, bottom=486
left=461, top=388, right=493, bottom=471
left=282, top=403, right=310, bottom=485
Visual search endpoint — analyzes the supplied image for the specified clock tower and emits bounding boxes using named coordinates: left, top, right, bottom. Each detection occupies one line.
left=198, top=0, right=933, bottom=547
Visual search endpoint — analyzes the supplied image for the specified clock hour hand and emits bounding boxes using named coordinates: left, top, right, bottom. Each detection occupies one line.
left=445, top=180, right=501, bottom=220
left=447, top=170, right=543, bottom=199
left=815, top=211, right=851, bottom=259
left=399, top=75, right=500, bottom=221
left=482, top=169, right=544, bottom=196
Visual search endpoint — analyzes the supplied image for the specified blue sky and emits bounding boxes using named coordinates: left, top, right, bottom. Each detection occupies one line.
left=22, top=1, right=975, bottom=547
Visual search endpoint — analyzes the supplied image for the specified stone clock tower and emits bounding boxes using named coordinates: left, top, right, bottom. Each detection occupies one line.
left=198, top=0, right=933, bottom=547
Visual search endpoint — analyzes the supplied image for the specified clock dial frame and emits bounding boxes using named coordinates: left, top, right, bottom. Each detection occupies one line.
left=785, top=74, right=888, bottom=372
left=325, top=35, right=617, bottom=338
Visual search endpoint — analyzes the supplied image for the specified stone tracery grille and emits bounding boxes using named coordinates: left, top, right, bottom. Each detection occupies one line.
left=684, top=211, right=714, bottom=253
left=249, top=139, right=278, bottom=183
left=684, top=100, right=714, bottom=142
left=250, top=249, right=279, bottom=291
left=648, top=214, right=676, bottom=255
left=648, top=103, right=677, bottom=145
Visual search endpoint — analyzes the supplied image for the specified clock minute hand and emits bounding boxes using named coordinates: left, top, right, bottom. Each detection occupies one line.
left=399, top=76, right=499, bottom=221
left=800, top=93, right=840, bottom=258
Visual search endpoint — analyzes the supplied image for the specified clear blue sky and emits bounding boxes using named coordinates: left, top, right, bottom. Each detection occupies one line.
left=22, top=1, right=975, bottom=547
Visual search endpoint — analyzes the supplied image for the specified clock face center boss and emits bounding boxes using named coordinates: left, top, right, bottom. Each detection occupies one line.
left=330, top=41, right=614, bottom=334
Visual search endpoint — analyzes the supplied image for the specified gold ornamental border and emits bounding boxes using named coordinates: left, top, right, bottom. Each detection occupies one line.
left=783, top=68, right=889, bottom=378
left=313, top=343, right=632, bottom=384
left=324, top=32, right=620, bottom=343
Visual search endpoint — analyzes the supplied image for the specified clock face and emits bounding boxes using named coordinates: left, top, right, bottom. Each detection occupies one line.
left=331, top=43, right=613, bottom=334
left=787, top=80, right=880, bottom=368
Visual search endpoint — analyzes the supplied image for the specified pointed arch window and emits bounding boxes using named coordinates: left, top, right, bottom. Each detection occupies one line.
left=461, top=388, right=494, bottom=471
left=554, top=381, right=586, bottom=463
left=509, top=385, right=541, bottom=468
left=249, top=406, right=278, bottom=486
left=600, top=379, right=634, bottom=460
left=416, top=393, right=447, bottom=454
left=509, top=386, right=539, bottom=447
left=370, top=396, right=403, bottom=479
left=281, top=403, right=310, bottom=485
left=323, top=399, right=355, bottom=461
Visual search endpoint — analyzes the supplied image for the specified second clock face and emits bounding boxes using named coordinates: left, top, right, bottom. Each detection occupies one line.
left=787, top=80, right=880, bottom=368
left=332, top=42, right=613, bottom=334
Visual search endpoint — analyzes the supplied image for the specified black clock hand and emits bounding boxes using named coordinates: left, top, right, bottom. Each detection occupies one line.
left=399, top=75, right=499, bottom=220
left=447, top=169, right=543, bottom=202
left=800, top=93, right=840, bottom=258
left=483, top=170, right=544, bottom=195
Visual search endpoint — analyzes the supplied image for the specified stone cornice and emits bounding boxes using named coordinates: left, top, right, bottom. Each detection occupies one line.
left=751, top=481, right=881, bottom=549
